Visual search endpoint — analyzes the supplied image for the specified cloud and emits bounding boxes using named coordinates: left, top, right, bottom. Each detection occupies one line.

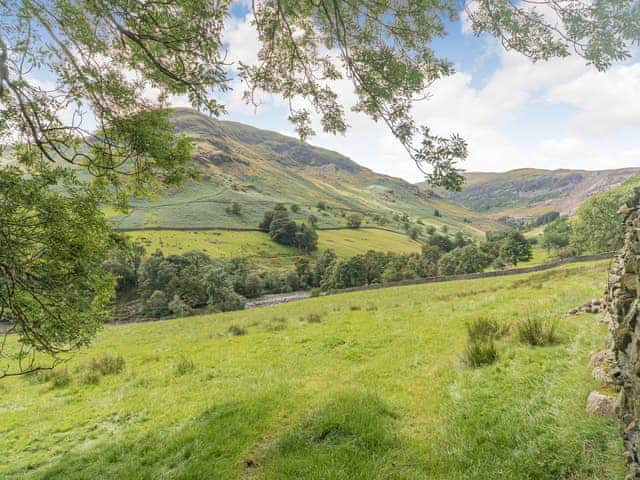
left=174, top=12, right=640, bottom=183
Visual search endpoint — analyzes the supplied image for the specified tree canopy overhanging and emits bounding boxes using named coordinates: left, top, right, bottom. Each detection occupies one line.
left=1, top=0, right=638, bottom=376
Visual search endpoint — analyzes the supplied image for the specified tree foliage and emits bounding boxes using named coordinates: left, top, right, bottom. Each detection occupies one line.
left=571, top=184, right=630, bottom=253
left=0, top=167, right=115, bottom=377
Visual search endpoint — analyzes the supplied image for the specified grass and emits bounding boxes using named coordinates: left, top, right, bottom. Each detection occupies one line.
left=0, top=260, right=624, bottom=479
left=316, top=228, right=421, bottom=257
left=126, top=228, right=421, bottom=270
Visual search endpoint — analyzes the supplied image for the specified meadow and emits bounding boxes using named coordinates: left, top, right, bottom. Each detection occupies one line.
left=126, top=228, right=422, bottom=269
left=0, top=259, right=624, bottom=479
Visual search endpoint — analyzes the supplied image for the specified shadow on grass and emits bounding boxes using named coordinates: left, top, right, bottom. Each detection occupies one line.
left=28, top=395, right=279, bottom=480
left=253, top=391, right=443, bottom=480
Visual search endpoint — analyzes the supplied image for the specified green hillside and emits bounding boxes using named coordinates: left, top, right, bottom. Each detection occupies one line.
left=107, top=108, right=498, bottom=239
left=426, top=167, right=640, bottom=218
left=126, top=228, right=422, bottom=270
left=0, top=260, right=623, bottom=479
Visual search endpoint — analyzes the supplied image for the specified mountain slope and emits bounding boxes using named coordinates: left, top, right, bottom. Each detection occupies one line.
left=425, top=167, right=640, bottom=218
left=108, top=108, right=499, bottom=237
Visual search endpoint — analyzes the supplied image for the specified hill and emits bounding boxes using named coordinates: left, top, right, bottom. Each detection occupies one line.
left=0, top=260, right=623, bottom=479
left=424, top=167, right=640, bottom=218
left=126, top=228, right=422, bottom=271
left=107, top=108, right=499, bottom=238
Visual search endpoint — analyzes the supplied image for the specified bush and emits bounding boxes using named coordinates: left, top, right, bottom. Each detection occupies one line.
left=228, top=325, right=247, bottom=336
left=78, top=369, right=101, bottom=385
left=88, top=355, right=126, bottom=376
left=144, top=289, right=170, bottom=317
left=516, top=317, right=558, bottom=346
left=310, top=287, right=321, bottom=297
left=347, top=213, right=362, bottom=228
left=37, top=368, right=72, bottom=387
left=174, top=356, right=195, bottom=376
left=461, top=318, right=507, bottom=368
left=305, top=313, right=322, bottom=323
left=168, top=295, right=193, bottom=317
left=466, top=318, right=509, bottom=343
left=225, top=202, right=241, bottom=215
left=462, top=340, right=498, bottom=367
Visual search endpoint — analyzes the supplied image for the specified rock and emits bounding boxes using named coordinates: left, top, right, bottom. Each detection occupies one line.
left=586, top=391, right=619, bottom=420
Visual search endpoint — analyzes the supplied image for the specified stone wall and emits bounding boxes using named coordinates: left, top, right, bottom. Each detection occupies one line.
left=605, top=188, right=640, bottom=479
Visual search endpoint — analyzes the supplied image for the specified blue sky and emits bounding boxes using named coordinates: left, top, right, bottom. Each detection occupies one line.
left=203, top=4, right=640, bottom=183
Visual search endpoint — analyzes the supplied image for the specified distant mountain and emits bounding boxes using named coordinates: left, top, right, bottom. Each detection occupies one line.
left=422, top=167, right=640, bottom=218
left=108, top=108, right=499, bottom=237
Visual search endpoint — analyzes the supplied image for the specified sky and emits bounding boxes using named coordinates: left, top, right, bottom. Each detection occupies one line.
left=191, top=3, right=640, bottom=183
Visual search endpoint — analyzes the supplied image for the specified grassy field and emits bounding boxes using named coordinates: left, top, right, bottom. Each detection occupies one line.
left=126, top=228, right=422, bottom=269
left=0, top=260, right=624, bottom=479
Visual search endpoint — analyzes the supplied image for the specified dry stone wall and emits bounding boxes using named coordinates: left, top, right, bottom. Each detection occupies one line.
left=605, top=188, right=640, bottom=479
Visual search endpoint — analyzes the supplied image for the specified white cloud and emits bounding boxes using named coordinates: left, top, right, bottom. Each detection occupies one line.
left=176, top=12, right=640, bottom=183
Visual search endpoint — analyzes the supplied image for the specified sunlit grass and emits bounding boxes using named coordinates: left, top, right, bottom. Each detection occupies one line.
left=0, top=260, right=624, bottom=479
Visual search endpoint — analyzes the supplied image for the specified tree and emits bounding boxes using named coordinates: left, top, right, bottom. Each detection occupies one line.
left=571, top=184, right=633, bottom=254
left=428, top=233, right=455, bottom=253
left=500, top=231, right=532, bottom=266
left=0, top=167, right=115, bottom=376
left=226, top=202, right=242, bottom=216
left=2, top=0, right=635, bottom=374
left=313, top=250, right=337, bottom=286
left=103, top=234, right=145, bottom=297
left=439, top=245, right=492, bottom=275
left=294, top=224, right=319, bottom=252
left=269, top=209, right=298, bottom=246
left=168, top=295, right=193, bottom=317
left=145, top=290, right=170, bottom=318
left=308, top=214, right=319, bottom=228
left=542, top=218, right=571, bottom=253
left=347, top=213, right=362, bottom=229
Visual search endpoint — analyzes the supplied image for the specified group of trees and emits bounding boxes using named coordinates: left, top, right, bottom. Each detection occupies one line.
left=540, top=177, right=640, bottom=257
left=259, top=205, right=318, bottom=252
left=106, top=248, right=246, bottom=318
left=319, top=228, right=533, bottom=289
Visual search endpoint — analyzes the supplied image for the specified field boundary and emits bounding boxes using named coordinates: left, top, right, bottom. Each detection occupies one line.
left=326, top=251, right=616, bottom=295
left=113, top=225, right=407, bottom=235
left=245, top=251, right=617, bottom=309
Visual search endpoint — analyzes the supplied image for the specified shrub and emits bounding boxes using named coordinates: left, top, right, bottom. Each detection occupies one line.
left=168, top=295, right=193, bottom=317
left=305, top=313, right=322, bottom=323
left=225, top=202, right=241, bottom=215
left=228, top=325, right=247, bottom=336
left=461, top=318, right=507, bottom=368
left=310, top=288, right=321, bottom=297
left=462, top=340, right=498, bottom=367
left=144, top=290, right=170, bottom=317
left=349, top=305, right=361, bottom=311
left=466, top=318, right=509, bottom=343
left=517, top=317, right=558, bottom=346
left=174, top=356, right=195, bottom=376
left=266, top=316, right=288, bottom=331
left=347, top=213, right=362, bottom=228
left=37, top=368, right=72, bottom=387
left=78, top=369, right=101, bottom=385
left=88, top=355, right=125, bottom=376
